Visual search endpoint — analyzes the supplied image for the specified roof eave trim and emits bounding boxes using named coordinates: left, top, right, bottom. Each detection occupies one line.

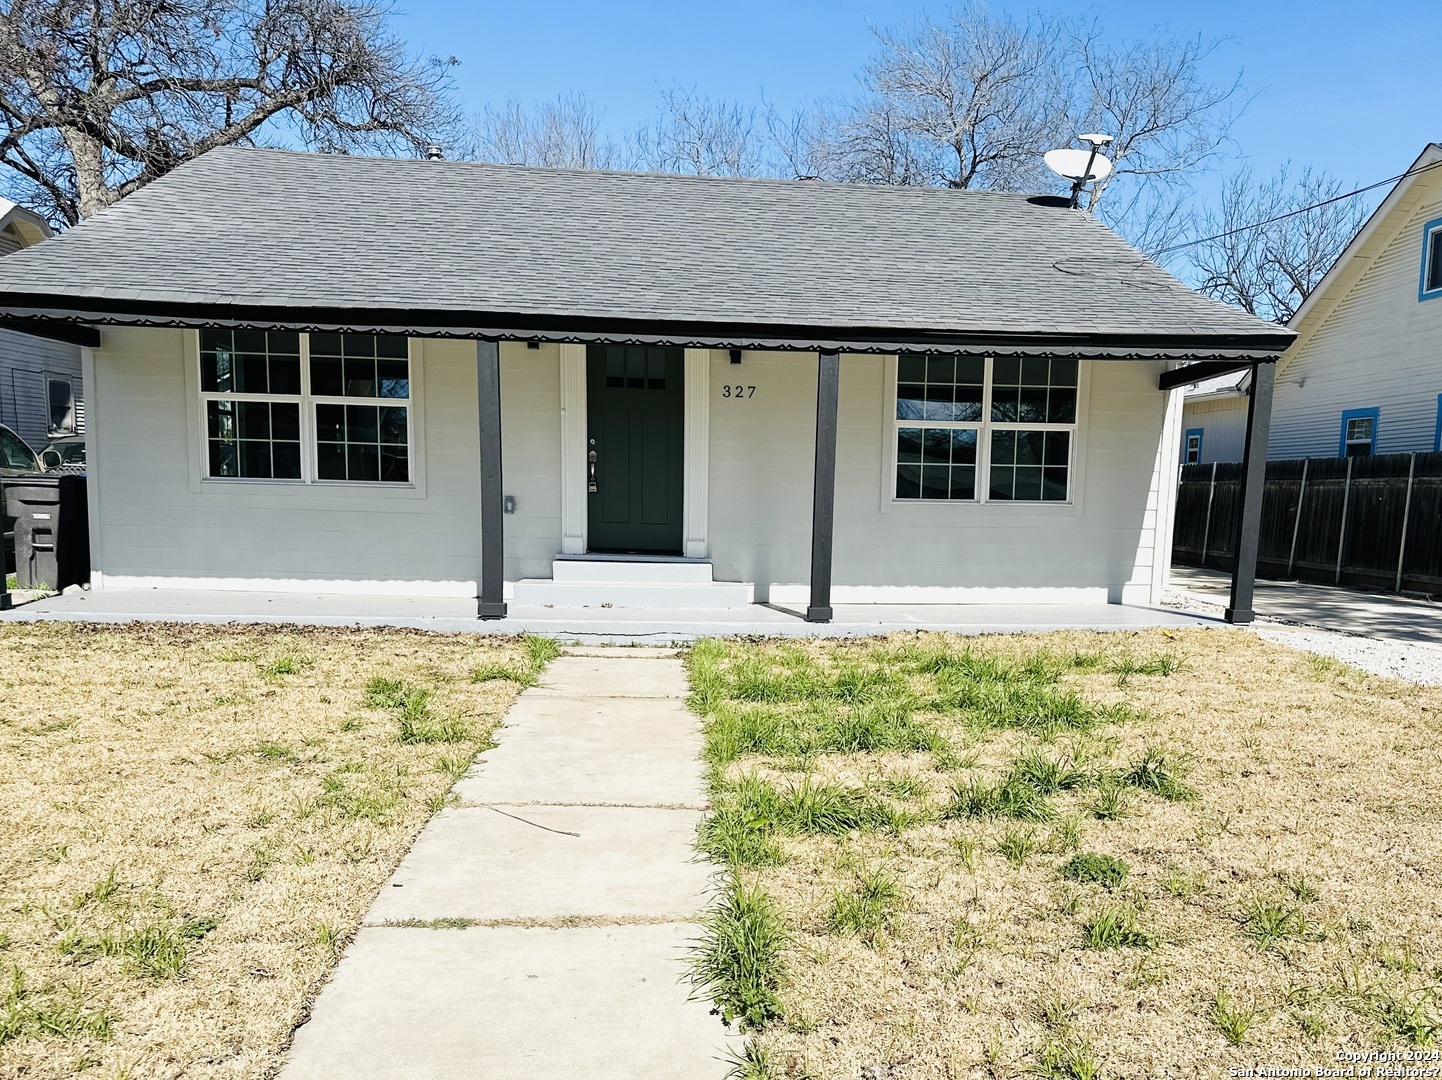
left=0, top=296, right=1295, bottom=362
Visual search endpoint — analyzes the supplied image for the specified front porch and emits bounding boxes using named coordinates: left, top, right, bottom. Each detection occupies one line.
left=0, top=586, right=1217, bottom=642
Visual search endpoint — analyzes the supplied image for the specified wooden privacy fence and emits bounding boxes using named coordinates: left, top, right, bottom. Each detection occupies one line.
left=1173, top=451, right=1442, bottom=594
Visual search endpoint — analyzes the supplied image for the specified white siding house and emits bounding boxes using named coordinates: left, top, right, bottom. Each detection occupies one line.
left=1182, top=143, right=1442, bottom=463
left=0, top=148, right=1291, bottom=621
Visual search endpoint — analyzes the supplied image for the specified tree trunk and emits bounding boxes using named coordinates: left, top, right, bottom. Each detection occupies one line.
left=61, top=128, right=117, bottom=219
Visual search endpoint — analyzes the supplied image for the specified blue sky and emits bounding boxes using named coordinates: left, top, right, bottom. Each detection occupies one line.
left=397, top=0, right=1440, bottom=194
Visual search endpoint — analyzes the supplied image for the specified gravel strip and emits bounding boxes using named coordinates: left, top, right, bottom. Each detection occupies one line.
left=1163, top=587, right=1442, bottom=686
left=1251, top=626, right=1442, bottom=686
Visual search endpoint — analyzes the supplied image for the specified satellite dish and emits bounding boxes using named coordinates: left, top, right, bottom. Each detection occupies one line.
left=1044, top=148, right=1113, bottom=184
left=1043, top=135, right=1116, bottom=210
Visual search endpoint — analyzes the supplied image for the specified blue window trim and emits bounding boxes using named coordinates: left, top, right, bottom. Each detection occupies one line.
left=1184, top=427, right=1204, bottom=463
left=1420, top=216, right=1442, bottom=301
left=1339, top=407, right=1380, bottom=457
left=1434, top=395, right=1442, bottom=452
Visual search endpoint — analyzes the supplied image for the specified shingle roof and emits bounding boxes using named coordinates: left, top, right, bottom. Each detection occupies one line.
left=0, top=146, right=1291, bottom=358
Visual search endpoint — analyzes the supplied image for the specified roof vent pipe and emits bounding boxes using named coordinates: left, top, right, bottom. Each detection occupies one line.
left=425, top=145, right=444, bottom=161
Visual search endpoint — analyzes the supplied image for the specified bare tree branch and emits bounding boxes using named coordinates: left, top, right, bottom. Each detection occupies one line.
left=630, top=85, right=762, bottom=178
left=0, top=0, right=462, bottom=225
left=471, top=91, right=621, bottom=169
left=1187, top=165, right=1370, bottom=323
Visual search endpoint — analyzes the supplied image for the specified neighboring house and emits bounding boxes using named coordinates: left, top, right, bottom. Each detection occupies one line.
left=1179, top=369, right=1250, bottom=465
left=0, top=147, right=1290, bottom=621
left=0, top=199, right=84, bottom=450
left=1182, top=143, right=1442, bottom=462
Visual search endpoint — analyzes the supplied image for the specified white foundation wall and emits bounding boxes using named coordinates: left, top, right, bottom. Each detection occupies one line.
left=88, top=330, right=563, bottom=594
left=706, top=352, right=1172, bottom=604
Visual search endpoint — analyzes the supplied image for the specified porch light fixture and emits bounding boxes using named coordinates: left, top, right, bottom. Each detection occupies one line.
left=729, top=349, right=742, bottom=364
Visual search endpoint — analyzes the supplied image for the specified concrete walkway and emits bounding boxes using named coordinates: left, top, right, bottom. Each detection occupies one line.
left=279, top=647, right=735, bottom=1079
left=1169, top=566, right=1442, bottom=644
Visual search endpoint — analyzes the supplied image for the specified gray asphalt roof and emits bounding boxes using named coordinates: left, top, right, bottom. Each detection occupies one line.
left=0, top=146, right=1290, bottom=355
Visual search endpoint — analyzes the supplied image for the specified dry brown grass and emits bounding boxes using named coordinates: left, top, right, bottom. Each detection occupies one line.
left=0, top=622, right=532, bottom=1080
left=693, top=629, right=1442, bottom=1079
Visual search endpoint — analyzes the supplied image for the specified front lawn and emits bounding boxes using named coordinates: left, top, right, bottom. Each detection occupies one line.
left=0, top=623, right=551, bottom=1079
left=686, top=630, right=1442, bottom=1078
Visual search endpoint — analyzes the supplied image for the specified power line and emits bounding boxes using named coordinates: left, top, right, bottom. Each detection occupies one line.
left=1152, top=157, right=1442, bottom=258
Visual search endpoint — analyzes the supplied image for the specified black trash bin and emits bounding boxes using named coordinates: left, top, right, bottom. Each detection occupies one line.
left=2, top=475, right=90, bottom=591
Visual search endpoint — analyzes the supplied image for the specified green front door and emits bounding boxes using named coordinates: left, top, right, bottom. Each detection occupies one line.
left=586, top=345, right=685, bottom=554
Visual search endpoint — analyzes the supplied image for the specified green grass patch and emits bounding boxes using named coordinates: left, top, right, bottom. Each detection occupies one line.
left=1240, top=900, right=1307, bottom=952
left=1059, top=852, right=1129, bottom=889
left=1033, top=1035, right=1101, bottom=1080
left=689, top=875, right=788, bottom=1031
left=1120, top=747, right=1198, bottom=802
left=362, top=676, right=471, bottom=744
left=828, top=866, right=903, bottom=945
left=946, top=775, right=1056, bottom=822
left=1082, top=904, right=1154, bottom=949
left=0, top=965, right=113, bottom=1046
left=1212, top=990, right=1260, bottom=1045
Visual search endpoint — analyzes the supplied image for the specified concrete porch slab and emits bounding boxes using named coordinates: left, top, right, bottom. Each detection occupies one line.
left=456, top=695, right=708, bottom=808
left=366, top=805, right=712, bottom=924
left=533, top=654, right=691, bottom=698
left=1, top=587, right=1221, bottom=642
left=279, top=924, right=737, bottom=1080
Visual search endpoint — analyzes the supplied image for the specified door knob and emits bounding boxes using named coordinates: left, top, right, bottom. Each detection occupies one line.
left=588, top=449, right=598, bottom=493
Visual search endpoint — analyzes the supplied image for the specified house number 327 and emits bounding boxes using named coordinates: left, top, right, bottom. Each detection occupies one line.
left=721, top=385, right=756, bottom=399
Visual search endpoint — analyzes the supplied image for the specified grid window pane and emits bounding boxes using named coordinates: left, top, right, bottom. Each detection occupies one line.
left=314, top=402, right=410, bottom=483
left=310, top=334, right=410, bottom=400
left=205, top=401, right=300, bottom=479
left=895, top=426, right=979, bottom=501
left=895, top=352, right=985, bottom=421
left=1428, top=230, right=1442, bottom=292
left=990, top=356, right=1080, bottom=424
left=200, top=330, right=300, bottom=396
left=989, top=429, right=1069, bottom=502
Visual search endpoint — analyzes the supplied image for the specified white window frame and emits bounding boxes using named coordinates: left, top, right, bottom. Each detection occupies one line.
left=1343, top=415, right=1376, bottom=457
left=1421, top=217, right=1442, bottom=301
left=889, top=355, right=1080, bottom=505
left=194, top=331, right=417, bottom=487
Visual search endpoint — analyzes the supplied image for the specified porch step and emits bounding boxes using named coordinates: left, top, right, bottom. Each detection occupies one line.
left=515, top=559, right=753, bottom=609
left=553, top=557, right=715, bottom=584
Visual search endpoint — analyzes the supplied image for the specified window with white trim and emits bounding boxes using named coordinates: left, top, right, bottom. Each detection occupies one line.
left=1343, top=414, right=1375, bottom=457
left=894, top=354, right=1078, bottom=502
left=1423, top=219, right=1442, bottom=298
left=1184, top=429, right=1203, bottom=465
left=46, top=377, right=75, bottom=434
left=199, top=330, right=412, bottom=483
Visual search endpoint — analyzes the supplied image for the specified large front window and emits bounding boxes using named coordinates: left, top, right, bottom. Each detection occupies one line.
left=894, top=354, right=1079, bottom=503
left=199, top=330, right=412, bottom=483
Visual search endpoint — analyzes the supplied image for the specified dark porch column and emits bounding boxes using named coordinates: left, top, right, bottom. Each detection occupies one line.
left=1225, top=360, right=1276, bottom=625
left=807, top=349, right=840, bottom=623
left=476, top=340, right=507, bottom=620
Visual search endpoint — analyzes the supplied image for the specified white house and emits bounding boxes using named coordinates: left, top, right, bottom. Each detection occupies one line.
left=0, top=147, right=1291, bottom=622
left=1182, top=143, right=1442, bottom=463
left=0, top=200, right=84, bottom=451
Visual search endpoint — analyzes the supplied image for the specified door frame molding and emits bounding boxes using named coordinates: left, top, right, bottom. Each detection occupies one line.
left=558, top=345, right=710, bottom=558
